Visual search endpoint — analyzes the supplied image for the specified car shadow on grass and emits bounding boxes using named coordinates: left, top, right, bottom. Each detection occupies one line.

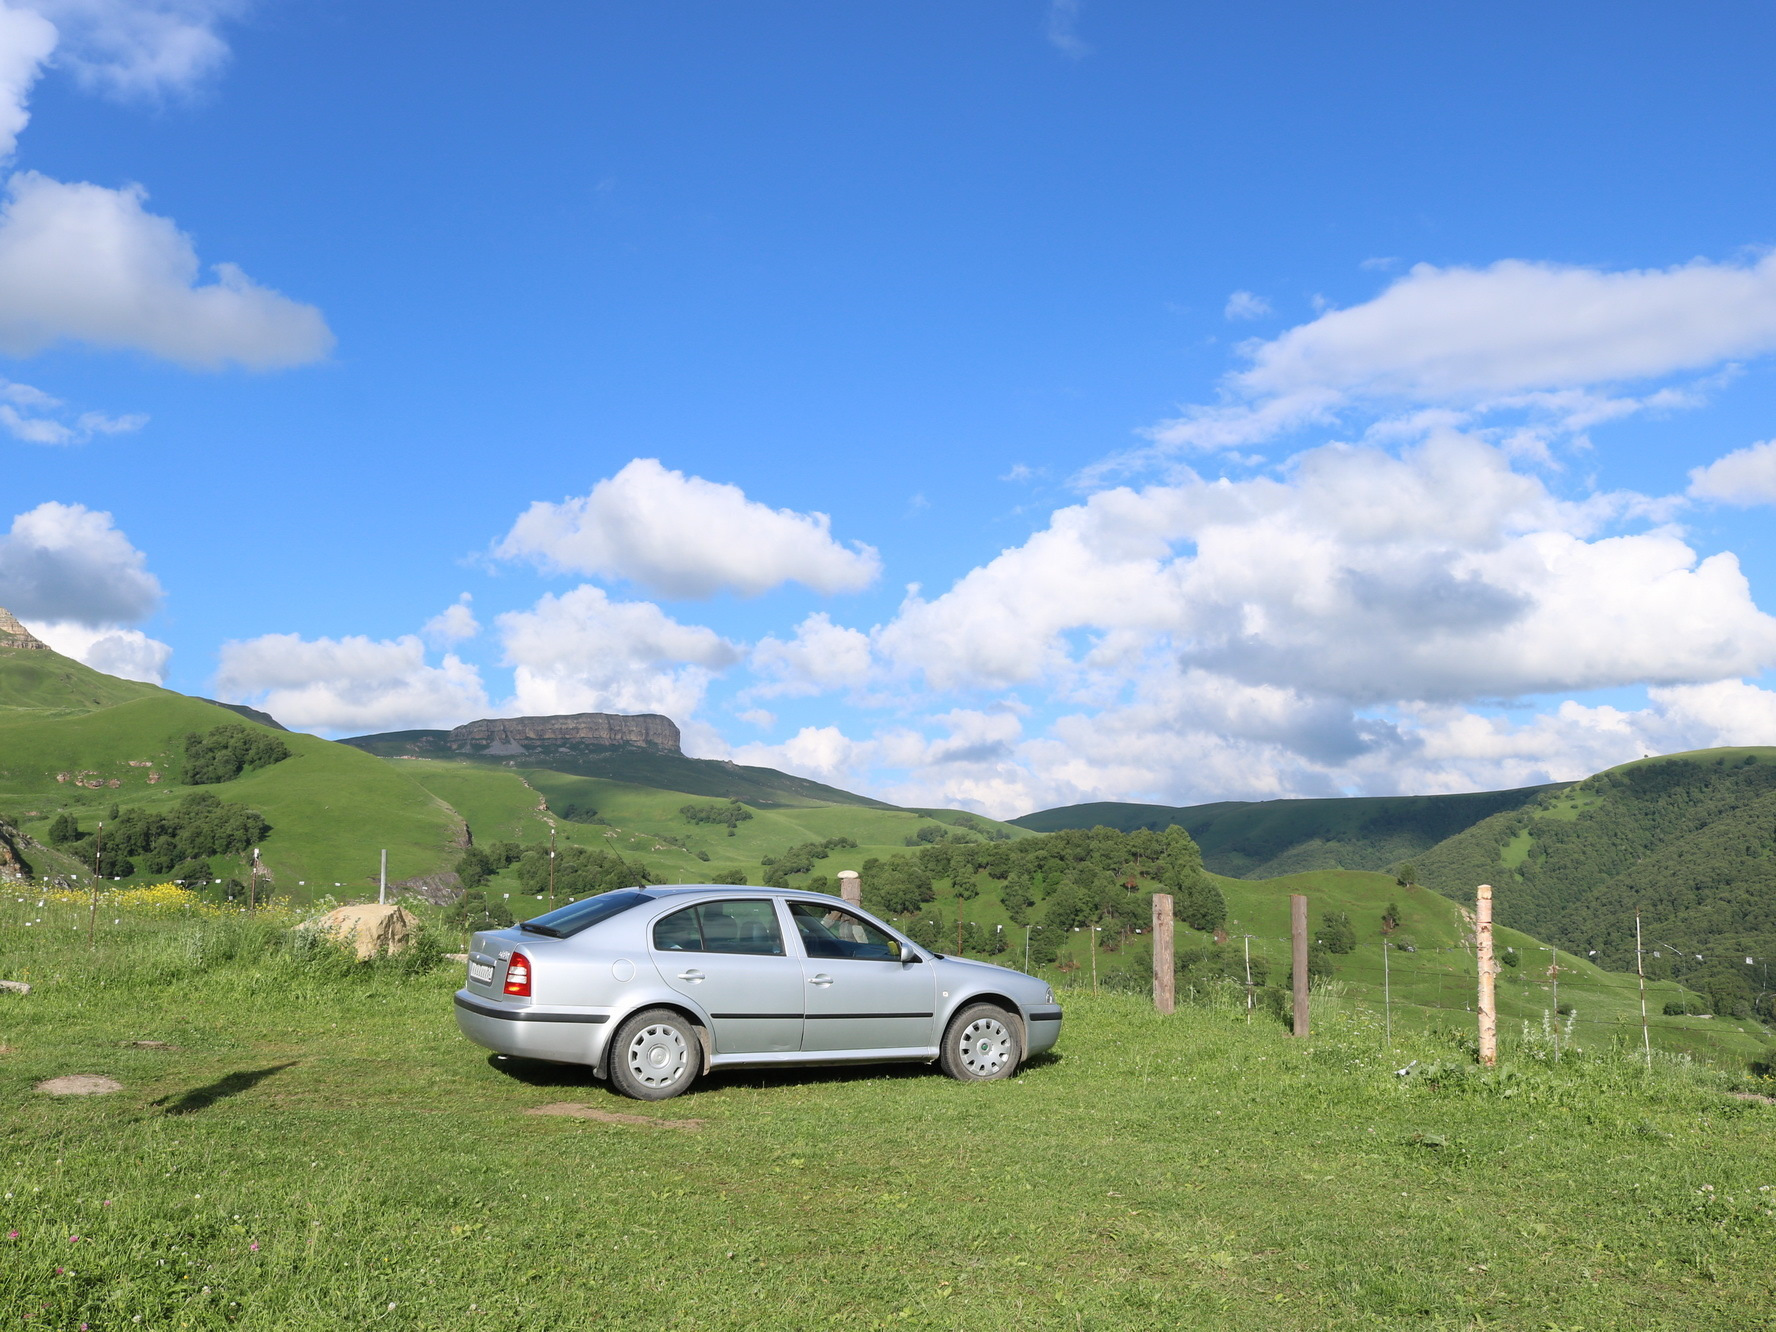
left=151, top=1063, right=298, bottom=1116
left=487, top=1050, right=1062, bottom=1098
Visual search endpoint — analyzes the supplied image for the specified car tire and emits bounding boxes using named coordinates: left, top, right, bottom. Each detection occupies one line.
left=609, top=1008, right=701, bottom=1101
left=940, top=1003, right=1022, bottom=1082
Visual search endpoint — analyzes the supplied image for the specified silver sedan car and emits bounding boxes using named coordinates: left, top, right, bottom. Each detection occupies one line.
left=453, top=884, right=1063, bottom=1100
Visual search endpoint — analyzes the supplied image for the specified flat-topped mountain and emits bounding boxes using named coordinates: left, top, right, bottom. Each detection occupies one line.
left=343, top=711, right=681, bottom=758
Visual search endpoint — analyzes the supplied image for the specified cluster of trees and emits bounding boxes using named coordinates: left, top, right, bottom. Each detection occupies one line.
left=760, top=837, right=856, bottom=888
left=446, top=889, right=514, bottom=933
left=551, top=802, right=599, bottom=824
left=853, top=824, right=1222, bottom=966
left=47, top=792, right=271, bottom=879
left=455, top=839, right=657, bottom=899
left=679, top=801, right=753, bottom=835
left=182, top=724, right=291, bottom=785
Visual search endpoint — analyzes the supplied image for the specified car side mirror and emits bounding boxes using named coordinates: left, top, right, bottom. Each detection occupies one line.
left=901, top=947, right=923, bottom=964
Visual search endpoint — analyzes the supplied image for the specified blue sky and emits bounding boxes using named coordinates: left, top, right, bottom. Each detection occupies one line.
left=6, top=0, right=1776, bottom=815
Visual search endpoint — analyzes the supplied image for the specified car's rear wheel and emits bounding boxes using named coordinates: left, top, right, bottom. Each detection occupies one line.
left=609, top=1008, right=701, bottom=1101
left=940, top=1003, right=1022, bottom=1082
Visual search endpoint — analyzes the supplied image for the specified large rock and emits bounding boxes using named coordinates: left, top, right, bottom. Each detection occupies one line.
left=0, top=605, right=48, bottom=651
left=307, top=904, right=421, bottom=959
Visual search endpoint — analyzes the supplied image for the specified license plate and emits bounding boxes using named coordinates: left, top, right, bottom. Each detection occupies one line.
left=469, top=962, right=494, bottom=985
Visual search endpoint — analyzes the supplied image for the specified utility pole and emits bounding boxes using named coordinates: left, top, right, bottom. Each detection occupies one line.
left=1089, top=924, right=1099, bottom=996
left=1290, top=893, right=1309, bottom=1038
left=1024, top=924, right=1032, bottom=973
left=1636, top=910, right=1651, bottom=1066
left=248, top=848, right=259, bottom=912
left=548, top=825, right=557, bottom=906
left=1476, top=884, right=1497, bottom=1067
left=1152, top=892, right=1175, bottom=1015
left=379, top=848, right=387, bottom=906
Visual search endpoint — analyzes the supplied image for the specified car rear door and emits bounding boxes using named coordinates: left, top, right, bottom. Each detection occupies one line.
left=787, top=900, right=937, bottom=1052
left=649, top=898, right=804, bottom=1054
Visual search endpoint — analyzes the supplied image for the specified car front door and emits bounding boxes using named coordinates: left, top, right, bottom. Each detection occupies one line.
left=650, top=899, right=804, bottom=1054
left=787, top=900, right=938, bottom=1053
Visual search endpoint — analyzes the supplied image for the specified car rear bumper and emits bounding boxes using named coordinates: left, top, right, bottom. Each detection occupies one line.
left=1025, top=1004, right=1063, bottom=1055
left=453, top=990, right=612, bottom=1065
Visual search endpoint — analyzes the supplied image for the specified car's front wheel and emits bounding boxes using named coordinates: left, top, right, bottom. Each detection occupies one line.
left=940, top=1003, right=1022, bottom=1082
left=609, top=1008, right=701, bottom=1101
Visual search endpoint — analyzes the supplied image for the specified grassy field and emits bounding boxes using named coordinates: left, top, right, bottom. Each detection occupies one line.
left=2, top=895, right=1774, bottom=1330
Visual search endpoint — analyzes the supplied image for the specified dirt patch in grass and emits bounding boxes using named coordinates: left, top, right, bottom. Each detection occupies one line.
left=526, top=1101, right=706, bottom=1130
left=123, top=1040, right=179, bottom=1049
left=36, top=1074, right=121, bottom=1095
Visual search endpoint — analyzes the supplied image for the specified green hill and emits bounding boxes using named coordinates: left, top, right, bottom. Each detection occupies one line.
left=1012, top=784, right=1562, bottom=877
left=0, top=643, right=463, bottom=893
left=1415, top=748, right=1776, bottom=1011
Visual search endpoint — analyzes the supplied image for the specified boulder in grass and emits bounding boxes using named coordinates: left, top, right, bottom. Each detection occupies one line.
left=305, top=903, right=421, bottom=960
left=0, top=979, right=29, bottom=995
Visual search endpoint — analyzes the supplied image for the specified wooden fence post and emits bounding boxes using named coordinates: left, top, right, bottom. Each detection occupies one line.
left=1291, top=893, right=1309, bottom=1038
left=837, top=870, right=861, bottom=907
left=1152, top=893, right=1175, bottom=1015
left=1476, top=883, right=1497, bottom=1067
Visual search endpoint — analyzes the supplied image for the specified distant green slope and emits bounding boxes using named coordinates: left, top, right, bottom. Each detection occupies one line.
left=0, top=644, right=159, bottom=716
left=343, top=730, right=894, bottom=809
left=0, top=647, right=461, bottom=893
left=1416, top=749, right=1776, bottom=1000
left=1013, top=785, right=1563, bottom=878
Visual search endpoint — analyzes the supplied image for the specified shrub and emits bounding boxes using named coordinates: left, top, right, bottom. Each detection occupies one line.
left=1318, top=911, right=1357, bottom=954
left=709, top=869, right=747, bottom=885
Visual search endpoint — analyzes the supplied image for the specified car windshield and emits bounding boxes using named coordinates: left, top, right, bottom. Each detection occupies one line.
left=519, top=889, right=653, bottom=939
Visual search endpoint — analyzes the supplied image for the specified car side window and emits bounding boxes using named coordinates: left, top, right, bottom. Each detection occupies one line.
left=652, top=900, right=785, bottom=957
left=788, top=901, right=902, bottom=961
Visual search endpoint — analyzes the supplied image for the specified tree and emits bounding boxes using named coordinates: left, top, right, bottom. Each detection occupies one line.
left=447, top=890, right=513, bottom=933
left=1318, top=911, right=1356, bottom=955
left=1394, top=863, right=1418, bottom=888
left=1381, top=901, right=1402, bottom=934
left=47, top=812, right=79, bottom=845
left=710, top=869, right=747, bottom=885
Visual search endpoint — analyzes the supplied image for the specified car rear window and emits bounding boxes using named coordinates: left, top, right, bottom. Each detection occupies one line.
left=520, top=889, right=653, bottom=939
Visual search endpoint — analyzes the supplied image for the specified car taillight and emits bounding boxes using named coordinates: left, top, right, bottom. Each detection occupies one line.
left=504, top=952, right=531, bottom=997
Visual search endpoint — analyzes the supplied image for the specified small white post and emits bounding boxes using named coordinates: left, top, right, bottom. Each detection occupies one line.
left=1476, top=884, right=1497, bottom=1068
left=379, top=848, right=387, bottom=906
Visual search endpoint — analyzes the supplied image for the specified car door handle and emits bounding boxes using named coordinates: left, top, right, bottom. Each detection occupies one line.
left=677, top=969, right=705, bottom=982
left=808, top=973, right=833, bottom=987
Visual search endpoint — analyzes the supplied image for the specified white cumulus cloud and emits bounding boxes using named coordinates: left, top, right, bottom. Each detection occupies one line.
left=495, top=458, right=881, bottom=599
left=0, top=3, right=56, bottom=159
left=24, top=620, right=168, bottom=681
left=1688, top=438, right=1776, bottom=507
left=497, top=584, right=744, bottom=720
left=1224, top=290, right=1271, bottom=320
left=0, top=500, right=161, bottom=624
left=0, top=172, right=333, bottom=368
left=748, top=612, right=873, bottom=697
left=213, top=632, right=490, bottom=735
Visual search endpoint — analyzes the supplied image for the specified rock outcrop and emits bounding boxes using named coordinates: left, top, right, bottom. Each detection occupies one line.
left=447, top=712, right=681, bottom=756
left=0, top=605, right=48, bottom=651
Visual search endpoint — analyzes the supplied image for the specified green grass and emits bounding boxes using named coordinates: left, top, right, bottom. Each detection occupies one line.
left=2, top=901, right=1774, bottom=1329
